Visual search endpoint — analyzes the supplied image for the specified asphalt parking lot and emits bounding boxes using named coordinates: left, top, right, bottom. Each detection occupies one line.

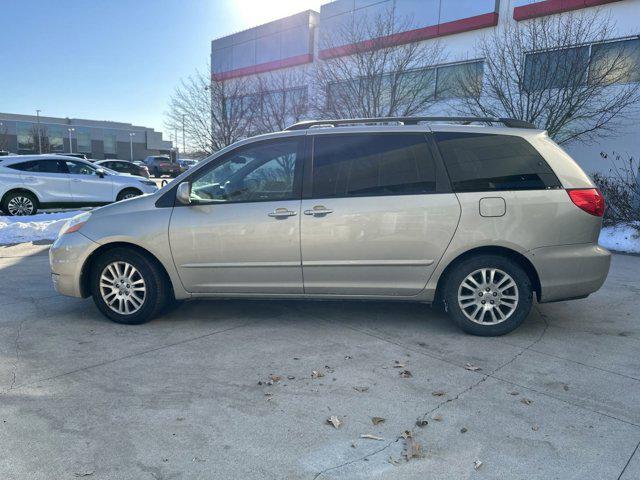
left=0, top=244, right=639, bottom=479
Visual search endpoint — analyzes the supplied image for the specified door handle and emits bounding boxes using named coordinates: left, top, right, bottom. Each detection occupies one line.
left=304, top=206, right=334, bottom=216
left=25, top=176, right=36, bottom=181
left=268, top=208, right=297, bottom=218
left=72, top=178, right=82, bottom=182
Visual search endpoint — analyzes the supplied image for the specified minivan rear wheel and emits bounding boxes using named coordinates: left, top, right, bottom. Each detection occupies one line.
left=90, top=248, right=168, bottom=324
left=442, top=254, right=532, bottom=336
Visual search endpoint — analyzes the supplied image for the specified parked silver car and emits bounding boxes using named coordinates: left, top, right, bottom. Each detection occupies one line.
left=49, top=117, right=610, bottom=335
left=0, top=155, right=158, bottom=215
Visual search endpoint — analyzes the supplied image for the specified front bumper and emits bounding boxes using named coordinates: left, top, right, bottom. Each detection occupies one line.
left=526, top=243, right=611, bottom=303
left=49, top=231, right=100, bottom=297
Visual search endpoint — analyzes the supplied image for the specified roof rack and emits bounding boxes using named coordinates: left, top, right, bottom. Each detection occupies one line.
left=284, top=116, right=537, bottom=131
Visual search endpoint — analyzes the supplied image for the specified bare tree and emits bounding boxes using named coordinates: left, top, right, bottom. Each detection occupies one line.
left=30, top=125, right=51, bottom=153
left=253, top=70, right=309, bottom=132
left=457, top=11, right=640, bottom=144
left=165, top=69, right=256, bottom=155
left=313, top=7, right=447, bottom=119
left=0, top=124, right=8, bottom=151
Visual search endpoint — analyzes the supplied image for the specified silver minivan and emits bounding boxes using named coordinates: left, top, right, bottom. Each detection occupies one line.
left=49, top=117, right=611, bottom=336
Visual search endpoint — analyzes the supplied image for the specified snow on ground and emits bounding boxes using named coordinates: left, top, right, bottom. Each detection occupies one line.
left=599, top=223, right=640, bottom=254
left=0, top=210, right=639, bottom=254
left=0, top=210, right=84, bottom=245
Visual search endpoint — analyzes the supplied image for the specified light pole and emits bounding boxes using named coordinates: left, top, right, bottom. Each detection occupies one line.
left=36, top=109, right=42, bottom=154
left=67, top=127, right=75, bottom=153
left=129, top=132, right=135, bottom=161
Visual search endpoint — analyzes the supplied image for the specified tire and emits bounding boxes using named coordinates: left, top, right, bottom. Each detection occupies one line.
left=90, top=247, right=170, bottom=325
left=2, top=190, right=39, bottom=216
left=442, top=254, right=533, bottom=336
left=116, top=188, right=142, bottom=201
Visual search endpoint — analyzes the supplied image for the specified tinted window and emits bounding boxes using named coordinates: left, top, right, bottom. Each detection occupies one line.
left=65, top=160, right=96, bottom=175
left=312, top=134, right=436, bottom=198
left=434, top=132, right=560, bottom=192
left=8, top=160, right=64, bottom=173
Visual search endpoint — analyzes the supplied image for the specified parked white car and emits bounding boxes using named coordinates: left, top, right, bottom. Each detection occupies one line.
left=0, top=155, right=158, bottom=215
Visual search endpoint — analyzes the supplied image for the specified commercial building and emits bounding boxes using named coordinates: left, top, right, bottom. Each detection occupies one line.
left=0, top=112, right=173, bottom=161
left=210, top=0, right=640, bottom=174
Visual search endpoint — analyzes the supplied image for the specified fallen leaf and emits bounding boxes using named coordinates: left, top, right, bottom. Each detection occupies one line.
left=192, top=457, right=206, bottom=462
left=353, top=386, right=369, bottom=393
left=520, top=398, right=533, bottom=406
left=432, top=390, right=446, bottom=397
left=293, top=357, right=300, bottom=360
left=360, top=434, right=384, bottom=441
left=351, top=441, right=357, bottom=448
left=432, top=414, right=443, bottom=422
left=401, top=430, right=412, bottom=439
left=287, top=375, right=295, bottom=380
left=311, top=370, right=325, bottom=379
left=404, top=436, right=422, bottom=461
left=474, top=460, right=483, bottom=470
left=465, top=363, right=482, bottom=371
left=345, top=355, right=352, bottom=360
left=532, top=424, right=539, bottom=431
left=264, top=392, right=273, bottom=396
left=415, top=416, right=428, bottom=427
left=393, top=360, right=406, bottom=368
left=460, top=427, right=468, bottom=433
left=508, top=391, right=519, bottom=396
left=73, top=472, right=94, bottom=478
left=371, top=416, right=386, bottom=425
left=270, top=375, right=282, bottom=382
left=399, top=370, right=412, bottom=378
left=327, top=415, right=342, bottom=428
left=388, top=455, right=401, bottom=466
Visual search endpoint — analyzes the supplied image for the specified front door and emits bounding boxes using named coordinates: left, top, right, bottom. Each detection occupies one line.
left=19, top=159, right=71, bottom=203
left=64, top=160, right=114, bottom=203
left=169, top=137, right=304, bottom=294
left=300, top=132, right=460, bottom=296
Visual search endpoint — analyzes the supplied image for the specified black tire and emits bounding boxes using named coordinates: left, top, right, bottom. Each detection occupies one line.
left=1, top=190, right=39, bottom=216
left=90, top=247, right=170, bottom=325
left=116, top=188, right=142, bottom=201
left=442, top=254, right=533, bottom=336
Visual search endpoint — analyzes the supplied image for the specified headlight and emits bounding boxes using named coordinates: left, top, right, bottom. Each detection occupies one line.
left=58, top=212, right=92, bottom=236
left=139, top=180, right=157, bottom=186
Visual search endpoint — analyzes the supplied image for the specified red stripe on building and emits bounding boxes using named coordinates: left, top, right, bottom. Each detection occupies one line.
left=212, top=53, right=313, bottom=81
left=513, top=0, right=623, bottom=21
left=319, top=12, right=499, bottom=60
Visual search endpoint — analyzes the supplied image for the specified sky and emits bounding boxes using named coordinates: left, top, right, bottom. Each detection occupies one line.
left=0, top=0, right=323, bottom=138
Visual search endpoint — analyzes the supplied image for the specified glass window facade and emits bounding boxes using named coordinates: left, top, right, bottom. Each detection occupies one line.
left=103, top=133, right=117, bottom=154
left=47, top=125, right=64, bottom=152
left=17, top=123, right=34, bottom=151
left=590, top=38, right=640, bottom=85
left=76, top=129, right=91, bottom=152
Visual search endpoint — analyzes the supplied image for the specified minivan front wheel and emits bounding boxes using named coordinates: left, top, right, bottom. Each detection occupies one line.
left=90, top=248, right=168, bottom=324
left=443, top=254, right=532, bottom=336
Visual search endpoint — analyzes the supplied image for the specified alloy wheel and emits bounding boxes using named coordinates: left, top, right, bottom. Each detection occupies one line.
left=7, top=196, right=34, bottom=216
left=457, top=268, right=519, bottom=325
left=99, top=261, right=146, bottom=315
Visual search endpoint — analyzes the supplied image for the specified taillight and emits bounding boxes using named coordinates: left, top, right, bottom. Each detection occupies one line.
left=567, top=188, right=605, bottom=217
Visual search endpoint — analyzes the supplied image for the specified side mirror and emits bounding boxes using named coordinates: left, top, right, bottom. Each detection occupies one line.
left=176, top=181, right=192, bottom=205
left=95, top=167, right=106, bottom=178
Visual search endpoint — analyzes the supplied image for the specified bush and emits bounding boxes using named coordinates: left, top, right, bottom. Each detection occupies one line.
left=591, top=152, right=640, bottom=230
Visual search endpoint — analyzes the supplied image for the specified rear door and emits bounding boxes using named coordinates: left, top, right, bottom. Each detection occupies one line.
left=300, top=132, right=461, bottom=296
left=17, top=159, right=71, bottom=203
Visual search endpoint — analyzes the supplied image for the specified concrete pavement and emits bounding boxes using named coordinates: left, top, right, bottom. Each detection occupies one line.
left=0, top=243, right=638, bottom=479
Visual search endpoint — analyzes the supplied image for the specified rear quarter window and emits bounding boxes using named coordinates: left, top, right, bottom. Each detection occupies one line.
left=434, top=132, right=560, bottom=192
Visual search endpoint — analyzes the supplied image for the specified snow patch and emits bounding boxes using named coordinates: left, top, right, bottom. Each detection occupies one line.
left=599, top=223, right=640, bottom=254
left=0, top=211, right=85, bottom=245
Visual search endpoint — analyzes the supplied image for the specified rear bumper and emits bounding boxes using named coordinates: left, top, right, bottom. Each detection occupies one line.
left=526, top=243, right=611, bottom=303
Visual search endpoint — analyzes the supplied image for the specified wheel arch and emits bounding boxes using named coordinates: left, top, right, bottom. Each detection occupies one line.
left=1, top=187, right=42, bottom=205
left=434, top=245, right=542, bottom=305
left=79, top=241, right=174, bottom=299
left=116, top=186, right=143, bottom=200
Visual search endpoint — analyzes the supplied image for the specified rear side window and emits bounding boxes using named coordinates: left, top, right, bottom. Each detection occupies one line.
left=312, top=134, right=437, bottom=198
left=434, top=132, right=560, bottom=192
left=8, top=160, right=65, bottom=173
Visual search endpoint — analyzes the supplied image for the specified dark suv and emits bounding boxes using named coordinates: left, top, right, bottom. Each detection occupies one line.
left=144, top=156, right=181, bottom=177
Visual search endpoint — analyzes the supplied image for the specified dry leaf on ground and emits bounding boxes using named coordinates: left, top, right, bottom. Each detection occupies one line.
left=404, top=436, right=422, bottom=461
left=388, top=456, right=401, bottom=466
left=311, top=370, right=325, bottom=379
left=399, top=370, right=412, bottom=378
left=460, top=427, right=468, bottom=433
left=360, top=434, right=384, bottom=441
left=353, top=386, right=369, bottom=393
left=371, top=417, right=386, bottom=425
left=521, top=398, right=533, bottom=406
left=432, top=414, right=443, bottom=422
left=73, top=473, right=94, bottom=478
left=432, top=390, right=446, bottom=397
left=474, top=460, right=483, bottom=470
left=269, top=375, right=281, bottom=382
left=508, top=390, right=519, bottom=396
left=327, top=415, right=342, bottom=428
left=464, top=363, right=482, bottom=371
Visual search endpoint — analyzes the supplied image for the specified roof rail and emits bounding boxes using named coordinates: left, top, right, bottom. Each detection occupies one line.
left=284, top=116, right=537, bottom=131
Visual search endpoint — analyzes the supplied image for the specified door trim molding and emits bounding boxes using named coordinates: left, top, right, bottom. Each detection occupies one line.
left=302, top=260, right=434, bottom=267
left=181, top=261, right=301, bottom=268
